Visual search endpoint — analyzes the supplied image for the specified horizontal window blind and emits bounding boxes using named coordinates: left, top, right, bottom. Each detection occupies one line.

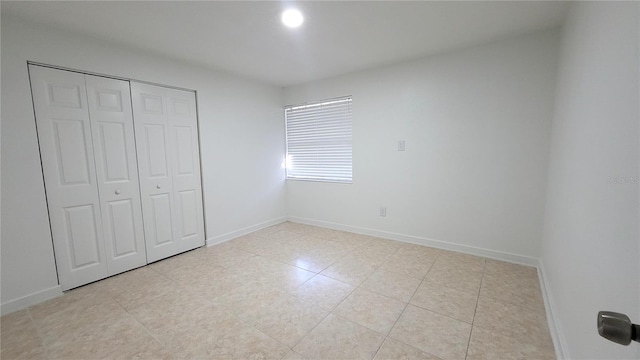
left=285, top=96, right=352, bottom=183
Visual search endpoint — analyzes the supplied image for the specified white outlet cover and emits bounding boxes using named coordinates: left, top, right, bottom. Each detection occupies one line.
left=397, top=140, right=405, bottom=151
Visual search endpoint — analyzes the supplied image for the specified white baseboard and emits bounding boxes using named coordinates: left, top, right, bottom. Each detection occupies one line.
left=206, top=216, right=288, bottom=247
left=0, top=285, right=63, bottom=316
left=538, top=261, right=568, bottom=359
left=288, top=216, right=539, bottom=267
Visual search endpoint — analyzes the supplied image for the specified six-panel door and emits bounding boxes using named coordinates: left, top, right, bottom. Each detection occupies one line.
left=130, top=83, right=178, bottom=262
left=166, top=89, right=205, bottom=253
left=29, top=66, right=110, bottom=290
left=86, top=75, right=147, bottom=275
left=131, top=82, right=205, bottom=263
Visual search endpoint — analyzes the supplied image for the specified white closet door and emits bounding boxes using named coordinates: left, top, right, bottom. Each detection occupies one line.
left=167, top=89, right=205, bottom=252
left=131, top=83, right=179, bottom=262
left=131, top=83, right=204, bottom=262
left=85, top=75, right=147, bottom=274
left=29, top=65, right=108, bottom=290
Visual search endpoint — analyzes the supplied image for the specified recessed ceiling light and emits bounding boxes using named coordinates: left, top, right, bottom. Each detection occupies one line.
left=282, top=9, right=304, bottom=28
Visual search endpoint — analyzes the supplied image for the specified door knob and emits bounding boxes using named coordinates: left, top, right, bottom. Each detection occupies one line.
left=156, top=185, right=161, bottom=189
left=597, top=311, right=640, bottom=345
left=115, top=189, right=121, bottom=195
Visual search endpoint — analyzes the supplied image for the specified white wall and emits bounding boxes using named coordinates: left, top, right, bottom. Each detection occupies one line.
left=540, top=2, right=639, bottom=359
left=284, top=30, right=559, bottom=263
left=0, top=14, right=286, bottom=310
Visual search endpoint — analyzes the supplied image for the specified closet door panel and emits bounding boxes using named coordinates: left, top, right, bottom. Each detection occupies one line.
left=106, top=199, right=138, bottom=256
left=29, top=66, right=108, bottom=290
left=86, top=75, right=147, bottom=274
left=131, top=82, right=178, bottom=262
left=167, top=89, right=205, bottom=252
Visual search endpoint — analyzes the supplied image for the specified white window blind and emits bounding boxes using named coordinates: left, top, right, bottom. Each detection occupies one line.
left=285, top=96, right=353, bottom=183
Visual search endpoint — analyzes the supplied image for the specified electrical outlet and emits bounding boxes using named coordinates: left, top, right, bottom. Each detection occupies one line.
left=397, top=140, right=405, bottom=151
left=379, top=207, right=387, bottom=217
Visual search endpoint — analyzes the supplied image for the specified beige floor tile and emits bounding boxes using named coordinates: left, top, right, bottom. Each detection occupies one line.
left=320, top=256, right=377, bottom=286
left=480, top=273, right=545, bottom=311
left=1, top=310, right=46, bottom=360
left=269, top=229, right=306, bottom=242
left=35, top=298, right=128, bottom=346
left=394, top=243, right=440, bottom=260
left=303, top=227, right=342, bottom=241
left=181, top=273, right=245, bottom=301
left=467, top=326, right=555, bottom=360
left=253, top=294, right=329, bottom=347
left=160, top=260, right=207, bottom=282
left=379, top=252, right=436, bottom=279
left=2, top=222, right=556, bottom=360
left=290, top=274, right=355, bottom=311
left=425, top=263, right=483, bottom=294
left=242, top=254, right=290, bottom=275
left=260, top=246, right=304, bottom=264
left=350, top=246, right=395, bottom=267
left=361, top=269, right=422, bottom=303
left=366, top=238, right=404, bottom=253
left=316, top=240, right=355, bottom=257
left=226, top=233, right=268, bottom=253
left=294, top=234, right=331, bottom=249
left=434, top=251, right=486, bottom=273
left=288, top=250, right=340, bottom=273
left=332, top=232, right=379, bottom=249
left=1, top=346, right=48, bottom=360
left=45, top=313, right=160, bottom=359
left=259, top=263, right=317, bottom=292
left=473, top=296, right=553, bottom=351
left=109, top=273, right=179, bottom=310
left=317, top=239, right=359, bottom=255
left=410, top=280, right=478, bottom=323
left=214, top=322, right=293, bottom=360
left=128, top=289, right=213, bottom=340
left=334, top=288, right=407, bottom=335
left=484, top=259, right=537, bottom=279
left=151, top=304, right=255, bottom=358
left=147, top=249, right=206, bottom=274
left=293, top=314, right=385, bottom=360
left=283, top=349, right=314, bottom=360
left=28, top=282, right=111, bottom=321
left=212, top=281, right=289, bottom=323
left=389, top=305, right=471, bottom=360
left=205, top=238, right=248, bottom=254
left=198, top=248, right=256, bottom=269
left=374, top=338, right=441, bottom=360
left=124, top=344, right=176, bottom=360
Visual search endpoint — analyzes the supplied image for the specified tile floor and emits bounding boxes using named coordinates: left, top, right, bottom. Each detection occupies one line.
left=1, top=222, right=555, bottom=359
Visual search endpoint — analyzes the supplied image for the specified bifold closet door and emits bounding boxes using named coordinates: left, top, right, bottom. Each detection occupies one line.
left=85, top=75, right=147, bottom=275
left=29, top=65, right=146, bottom=290
left=30, top=66, right=109, bottom=290
left=131, top=82, right=205, bottom=263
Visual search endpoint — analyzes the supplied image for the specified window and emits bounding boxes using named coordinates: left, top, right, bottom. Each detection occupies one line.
left=285, top=96, right=353, bottom=183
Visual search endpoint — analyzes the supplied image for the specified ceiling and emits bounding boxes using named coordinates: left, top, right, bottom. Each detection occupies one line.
left=2, top=1, right=570, bottom=87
